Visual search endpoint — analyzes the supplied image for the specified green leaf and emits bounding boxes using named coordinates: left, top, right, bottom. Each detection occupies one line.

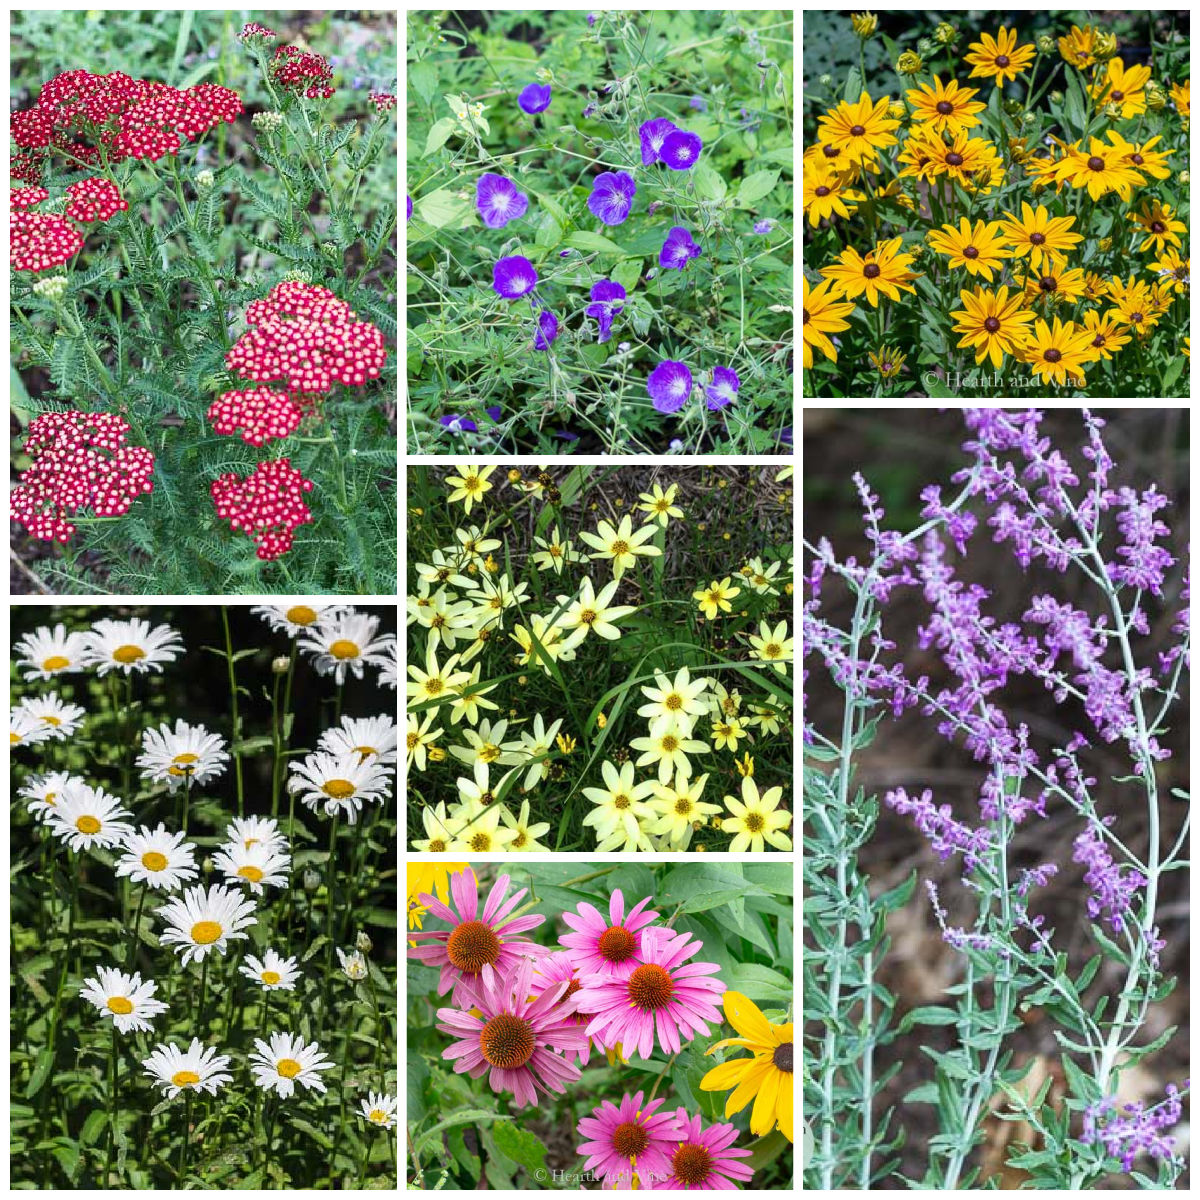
left=611, top=258, right=643, bottom=294
left=25, top=1048, right=53, bottom=1098
left=727, top=962, right=793, bottom=1003
left=1161, top=354, right=1185, bottom=395
left=693, top=161, right=727, bottom=202
left=843, top=65, right=863, bottom=105
left=79, top=1110, right=108, bottom=1147
left=287, top=1116, right=333, bottom=1150
left=410, top=61, right=439, bottom=108
left=742, top=863, right=794, bottom=897
left=423, top=118, right=459, bottom=157
left=738, top=169, right=781, bottom=206
left=924, top=375, right=957, bottom=398
left=534, top=212, right=562, bottom=249
left=566, top=231, right=626, bottom=255
left=413, top=1108, right=507, bottom=1156
left=903, top=1005, right=960, bottom=1029
left=492, top=1119, right=548, bottom=1176
left=416, top=188, right=473, bottom=229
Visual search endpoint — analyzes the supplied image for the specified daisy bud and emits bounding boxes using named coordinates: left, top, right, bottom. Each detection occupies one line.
left=1037, top=33, right=1055, bottom=53
left=202, top=856, right=214, bottom=876
left=850, top=12, right=877, bottom=39
left=1023, top=112, right=1036, bottom=125
left=303, top=868, right=320, bottom=891
left=337, top=948, right=368, bottom=980
left=517, top=676, right=528, bottom=686
left=933, top=22, right=956, bottom=45
left=819, top=74, right=833, bottom=88
left=896, top=51, right=924, bottom=76
left=356, top=931, right=373, bottom=954
left=1049, top=91, right=1064, bottom=104
left=1093, top=31, right=1118, bottom=61
left=1178, top=170, right=1190, bottom=185
left=272, top=655, right=290, bottom=674
left=916, top=38, right=935, bottom=57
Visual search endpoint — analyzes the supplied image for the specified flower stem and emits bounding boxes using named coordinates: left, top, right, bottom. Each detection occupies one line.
left=127, top=886, right=146, bottom=972
left=222, top=606, right=245, bottom=818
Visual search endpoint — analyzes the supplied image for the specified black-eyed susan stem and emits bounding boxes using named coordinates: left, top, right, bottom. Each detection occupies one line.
left=222, top=607, right=245, bottom=818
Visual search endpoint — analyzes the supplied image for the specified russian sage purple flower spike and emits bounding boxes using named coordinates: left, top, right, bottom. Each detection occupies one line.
left=1082, top=1084, right=1185, bottom=1172
left=586, top=171, right=636, bottom=225
left=475, top=173, right=529, bottom=229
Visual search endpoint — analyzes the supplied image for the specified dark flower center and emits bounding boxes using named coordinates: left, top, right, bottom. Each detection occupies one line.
left=1130, top=311, right=1144, bottom=321
left=1043, top=347, right=1063, bottom=362
left=984, top=316, right=1001, bottom=332
left=1111, top=89, right=1125, bottom=101
left=881, top=360, right=893, bottom=372
left=1151, top=220, right=1165, bottom=233
left=773, top=1041, right=794, bottom=1072
left=863, top=263, right=882, bottom=278
left=1131, top=153, right=1144, bottom=164
left=597, top=925, right=638, bottom=963
left=822, top=144, right=839, bottom=157
left=672, top=1144, right=714, bottom=1186
left=1040, top=276, right=1057, bottom=292
left=612, top=1121, right=650, bottom=1159
left=446, top=920, right=501, bottom=974
left=564, top=977, right=583, bottom=1000
left=815, top=185, right=831, bottom=197
left=1087, top=155, right=1105, bottom=171
left=802, top=307, right=810, bottom=322
left=1093, top=334, right=1106, bottom=346
left=994, top=54, right=1010, bottom=67
left=627, top=963, right=675, bottom=1011
left=1029, top=231, right=1046, bottom=244
left=963, top=245, right=980, bottom=258
left=946, top=151, right=964, bottom=166
left=479, top=1013, right=536, bottom=1070
left=849, top=123, right=866, bottom=136
left=936, top=100, right=954, bottom=114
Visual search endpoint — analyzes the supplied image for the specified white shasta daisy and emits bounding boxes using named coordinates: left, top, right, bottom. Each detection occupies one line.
left=375, top=636, right=398, bottom=690
left=359, top=1092, right=398, bottom=1129
left=81, top=618, right=184, bottom=676
left=10, top=707, right=54, bottom=748
left=114, top=824, right=200, bottom=890
left=14, top=623, right=90, bottom=681
left=81, top=966, right=169, bottom=1033
left=248, top=1032, right=334, bottom=1098
left=44, top=781, right=133, bottom=852
left=240, top=950, right=301, bottom=991
left=225, top=815, right=286, bottom=854
left=212, top=840, right=291, bottom=895
left=18, top=770, right=83, bottom=822
left=136, top=719, right=229, bottom=792
left=299, top=610, right=393, bottom=683
left=288, top=751, right=392, bottom=824
left=318, top=714, right=398, bottom=766
left=336, top=947, right=368, bottom=980
left=157, top=884, right=258, bottom=966
left=17, top=692, right=87, bottom=740
left=250, top=603, right=348, bottom=637
left=143, top=1038, right=232, bottom=1098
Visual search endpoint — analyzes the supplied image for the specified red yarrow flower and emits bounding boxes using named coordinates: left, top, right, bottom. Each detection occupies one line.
left=10, top=411, right=155, bottom=543
left=208, top=387, right=304, bottom=447
left=270, top=46, right=336, bottom=99
left=65, top=177, right=128, bottom=223
left=225, top=281, right=387, bottom=393
left=240, top=22, right=276, bottom=42
left=10, top=187, right=50, bottom=211
left=210, top=458, right=314, bottom=561
left=11, top=152, right=47, bottom=184
left=368, top=91, right=397, bottom=113
left=11, top=210, right=84, bottom=272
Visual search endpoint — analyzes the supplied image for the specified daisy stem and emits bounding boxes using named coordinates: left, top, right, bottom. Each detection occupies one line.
left=178, top=1092, right=191, bottom=1183
left=198, top=957, right=209, bottom=1038
left=222, top=606, right=245, bottom=818
left=181, top=774, right=193, bottom=838
left=271, top=642, right=298, bottom=820
left=127, top=886, right=146, bottom=972
left=103, top=1021, right=118, bottom=1184
left=323, top=812, right=340, bottom=1008
left=357, top=1136, right=372, bottom=1187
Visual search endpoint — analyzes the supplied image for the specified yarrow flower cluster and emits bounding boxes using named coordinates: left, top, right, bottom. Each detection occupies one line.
left=207, top=387, right=305, bottom=447
left=209, top=458, right=315, bottom=560
left=269, top=46, right=336, bottom=100
left=10, top=209, right=85, bottom=272
left=64, top=175, right=128, bottom=223
left=10, top=411, right=155, bottom=543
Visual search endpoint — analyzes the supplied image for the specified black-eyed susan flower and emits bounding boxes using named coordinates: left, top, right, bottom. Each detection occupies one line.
left=926, top=217, right=1012, bottom=281
left=1104, top=131, right=1175, bottom=180
left=922, top=128, right=1003, bottom=186
left=1079, top=310, right=1131, bottom=361
left=1056, top=137, right=1143, bottom=201
left=868, top=343, right=907, bottom=378
left=1082, top=272, right=1111, bottom=302
left=949, top=285, right=1036, bottom=369
left=1058, top=23, right=1097, bottom=68
left=578, top=515, right=662, bottom=580
left=1150, top=248, right=1190, bottom=295
left=802, top=163, right=862, bottom=226
left=1088, top=56, right=1152, bottom=118
left=802, top=276, right=855, bottom=367
left=1170, top=79, right=1190, bottom=116
left=815, top=90, right=900, bottom=166
left=1129, top=200, right=1187, bottom=253
left=1106, top=278, right=1163, bottom=336
left=963, top=27, right=1036, bottom=87
left=897, top=126, right=946, bottom=181
left=803, top=139, right=854, bottom=175
left=999, top=202, right=1082, bottom=270
left=1019, top=265, right=1089, bottom=305
left=1184, top=337, right=1191, bottom=358
left=820, top=235, right=918, bottom=308
left=1019, top=316, right=1095, bottom=386
left=906, top=76, right=986, bottom=136
left=700, top=991, right=793, bottom=1141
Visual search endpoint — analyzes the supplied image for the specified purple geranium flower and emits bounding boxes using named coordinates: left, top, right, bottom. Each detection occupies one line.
left=485, top=406, right=502, bottom=422
left=534, top=309, right=559, bottom=351
left=406, top=194, right=412, bottom=221
left=660, top=129, right=703, bottom=170
left=705, top=366, right=740, bottom=411
left=638, top=118, right=678, bottom=166
left=586, top=280, right=626, bottom=344
left=475, top=173, right=529, bottom=229
left=647, top=360, right=693, bottom=414
left=587, top=171, right=636, bottom=225
left=753, top=219, right=774, bottom=235
left=492, top=255, right=538, bottom=300
left=689, top=95, right=708, bottom=112
left=659, top=226, right=701, bottom=271
left=518, top=83, right=552, bottom=114
left=439, top=414, right=478, bottom=433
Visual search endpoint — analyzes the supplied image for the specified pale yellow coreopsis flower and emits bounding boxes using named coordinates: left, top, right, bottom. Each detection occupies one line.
left=648, top=772, right=720, bottom=849
left=721, top=776, right=792, bottom=852
left=711, top=717, right=750, bottom=753
left=554, top=576, right=638, bottom=650
left=630, top=722, right=710, bottom=784
left=530, top=525, right=582, bottom=574
left=578, top=514, right=661, bottom=579
left=405, top=643, right=471, bottom=706
left=509, top=616, right=575, bottom=675
left=636, top=667, right=711, bottom=734
left=748, top=619, right=794, bottom=674
left=447, top=662, right=500, bottom=726
left=445, top=463, right=497, bottom=515
left=406, top=710, right=443, bottom=772
left=637, top=482, right=684, bottom=528
left=694, top=576, right=741, bottom=619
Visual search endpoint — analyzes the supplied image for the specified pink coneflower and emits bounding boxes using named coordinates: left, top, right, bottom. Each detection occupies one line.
left=558, top=888, right=660, bottom=979
left=407, top=867, right=544, bottom=1005
left=576, top=927, right=724, bottom=1061
left=436, top=957, right=586, bottom=1108
left=531, top=950, right=609, bottom=1065
left=576, top=1090, right=683, bottom=1189
left=653, top=1109, right=754, bottom=1190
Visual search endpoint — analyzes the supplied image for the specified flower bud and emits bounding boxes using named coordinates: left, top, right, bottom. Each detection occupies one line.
left=427, top=746, right=447, bottom=762
left=1037, top=33, right=1055, bottom=54
left=271, top=655, right=290, bottom=674
left=31, top=274, right=68, bottom=301
left=1098, top=236, right=1113, bottom=251
left=933, top=22, right=957, bottom=45
left=356, top=930, right=373, bottom=954
left=887, top=100, right=907, bottom=121
left=202, top=856, right=214, bottom=876
left=337, top=948, right=368, bottom=981
left=303, top=868, right=320, bottom=891
left=196, top=169, right=215, bottom=190
left=819, top=73, right=833, bottom=88
left=1103, top=102, right=1122, bottom=119
left=850, top=12, right=877, bottom=39
left=1178, top=170, right=1190, bottom=185
left=1146, top=85, right=1167, bottom=111
left=916, top=37, right=935, bottom=57
left=1023, top=112, right=1036, bottom=125
left=1003, top=97, right=1024, bottom=116
left=252, top=110, right=284, bottom=133
left=1049, top=90, right=1064, bottom=104
left=896, top=51, right=924, bottom=76
left=1093, top=30, right=1118, bottom=61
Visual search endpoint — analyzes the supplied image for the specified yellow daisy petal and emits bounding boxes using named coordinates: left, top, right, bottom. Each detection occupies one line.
left=723, top=990, right=776, bottom=1048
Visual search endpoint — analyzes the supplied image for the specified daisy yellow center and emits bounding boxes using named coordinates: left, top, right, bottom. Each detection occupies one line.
left=773, top=1041, right=794, bottom=1072
left=277, top=1058, right=303, bottom=1079
left=238, top=865, right=265, bottom=883
left=672, top=1143, right=714, bottom=1186
left=286, top=606, right=318, bottom=625
left=106, top=996, right=134, bottom=1015
left=610, top=539, right=630, bottom=557
left=329, top=639, right=361, bottom=660
left=764, top=642, right=783, bottom=658
left=322, top=779, right=356, bottom=799
left=660, top=735, right=679, bottom=753
left=42, top=715, right=62, bottom=726
left=745, top=812, right=765, bottom=833
left=113, top=645, right=145, bottom=664
left=11, top=733, right=21, bottom=744
left=598, top=925, right=638, bottom=963
left=446, top=920, right=502, bottom=974
left=613, top=793, right=632, bottom=810
left=172, top=1070, right=201, bottom=1088
left=191, top=920, right=223, bottom=945
left=42, top=655, right=70, bottom=671
left=142, top=851, right=169, bottom=872
left=353, top=745, right=377, bottom=758
left=368, top=1108, right=388, bottom=1124
left=613, top=1120, right=650, bottom=1159
left=627, top=963, right=675, bottom=1011
left=75, top=815, right=102, bottom=835
left=261, top=970, right=281, bottom=985
left=479, top=1013, right=535, bottom=1070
